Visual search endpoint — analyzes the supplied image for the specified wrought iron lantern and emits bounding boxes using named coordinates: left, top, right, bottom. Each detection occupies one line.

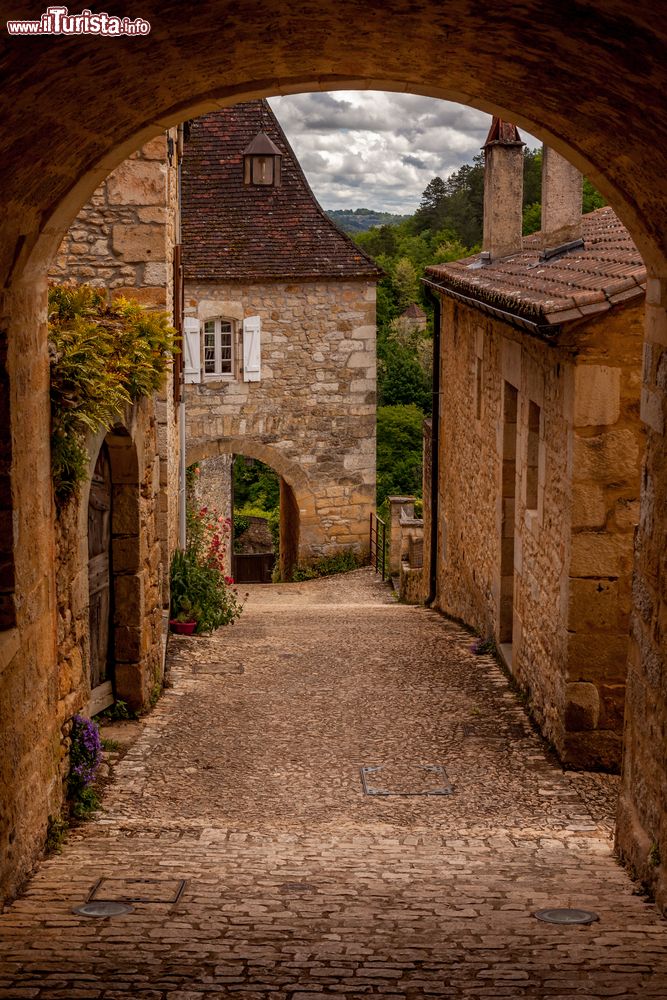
left=243, top=131, right=282, bottom=187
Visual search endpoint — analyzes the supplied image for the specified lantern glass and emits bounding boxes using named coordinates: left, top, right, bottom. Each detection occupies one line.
left=244, top=154, right=281, bottom=187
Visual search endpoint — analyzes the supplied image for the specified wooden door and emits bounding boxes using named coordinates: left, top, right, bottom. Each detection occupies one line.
left=88, top=444, right=112, bottom=693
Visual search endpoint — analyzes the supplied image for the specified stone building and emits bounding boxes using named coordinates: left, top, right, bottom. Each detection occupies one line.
left=180, top=101, right=380, bottom=579
left=47, top=132, right=182, bottom=719
left=422, top=123, right=645, bottom=771
left=398, top=302, right=428, bottom=332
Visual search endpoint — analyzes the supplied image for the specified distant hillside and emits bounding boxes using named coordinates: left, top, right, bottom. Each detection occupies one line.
left=326, top=208, right=411, bottom=233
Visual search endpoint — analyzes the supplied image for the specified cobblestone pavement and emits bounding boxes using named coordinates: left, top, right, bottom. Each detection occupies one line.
left=1, top=569, right=666, bottom=998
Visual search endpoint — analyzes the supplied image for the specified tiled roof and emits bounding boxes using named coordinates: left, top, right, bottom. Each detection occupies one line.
left=181, top=101, right=381, bottom=284
left=425, top=206, right=646, bottom=328
left=401, top=302, right=427, bottom=320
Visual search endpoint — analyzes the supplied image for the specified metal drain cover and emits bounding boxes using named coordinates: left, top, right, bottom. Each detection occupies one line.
left=534, top=907, right=599, bottom=925
left=194, top=662, right=244, bottom=675
left=361, top=763, right=453, bottom=796
left=88, top=877, right=186, bottom=904
left=73, top=901, right=133, bottom=917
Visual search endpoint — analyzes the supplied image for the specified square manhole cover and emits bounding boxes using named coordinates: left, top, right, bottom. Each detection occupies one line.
left=193, top=662, right=244, bottom=675
left=360, top=763, right=453, bottom=796
left=88, top=878, right=186, bottom=904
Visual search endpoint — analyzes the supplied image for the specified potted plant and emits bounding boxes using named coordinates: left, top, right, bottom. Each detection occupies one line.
left=169, top=505, right=244, bottom=636
left=169, top=596, right=199, bottom=635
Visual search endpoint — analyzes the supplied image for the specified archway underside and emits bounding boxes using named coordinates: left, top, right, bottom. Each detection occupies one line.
left=0, top=0, right=665, bottom=912
left=1, top=1, right=665, bottom=283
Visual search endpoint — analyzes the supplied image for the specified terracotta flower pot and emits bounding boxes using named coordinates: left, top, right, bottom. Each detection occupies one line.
left=169, top=620, right=197, bottom=635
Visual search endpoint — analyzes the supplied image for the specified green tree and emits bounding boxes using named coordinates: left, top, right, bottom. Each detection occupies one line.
left=413, top=176, right=448, bottom=231
left=522, top=147, right=542, bottom=207
left=583, top=178, right=606, bottom=213
left=378, top=343, right=431, bottom=412
left=376, top=404, right=426, bottom=506
left=393, top=257, right=420, bottom=311
left=522, top=202, right=542, bottom=235
left=233, top=458, right=280, bottom=512
left=432, top=231, right=472, bottom=263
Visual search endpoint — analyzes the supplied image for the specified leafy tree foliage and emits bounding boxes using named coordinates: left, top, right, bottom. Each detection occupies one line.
left=376, top=404, right=426, bottom=506
left=233, top=457, right=280, bottom=512
left=48, top=284, right=177, bottom=507
left=583, top=178, right=606, bottom=213
left=522, top=202, right=542, bottom=235
left=393, top=257, right=420, bottom=311
left=378, top=344, right=431, bottom=413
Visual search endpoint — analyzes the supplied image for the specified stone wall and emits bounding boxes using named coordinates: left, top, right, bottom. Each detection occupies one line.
left=0, top=138, right=181, bottom=904
left=561, top=311, right=644, bottom=768
left=184, top=279, right=376, bottom=569
left=50, top=132, right=181, bottom=598
left=432, top=296, right=644, bottom=770
left=192, top=455, right=234, bottom=576
left=617, top=274, right=667, bottom=911
left=422, top=418, right=433, bottom=602
left=51, top=135, right=175, bottom=308
left=0, top=285, right=58, bottom=906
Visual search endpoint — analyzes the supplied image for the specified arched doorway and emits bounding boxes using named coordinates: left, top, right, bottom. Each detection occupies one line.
left=87, top=442, right=114, bottom=714
left=194, top=453, right=301, bottom=582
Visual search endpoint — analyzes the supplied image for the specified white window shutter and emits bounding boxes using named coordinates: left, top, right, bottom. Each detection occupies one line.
left=183, top=317, right=201, bottom=384
left=243, top=315, right=261, bottom=382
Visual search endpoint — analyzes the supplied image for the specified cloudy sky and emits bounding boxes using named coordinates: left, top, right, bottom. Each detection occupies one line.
left=269, top=92, right=539, bottom=216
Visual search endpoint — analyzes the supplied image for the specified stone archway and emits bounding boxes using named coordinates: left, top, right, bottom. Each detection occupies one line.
left=188, top=438, right=315, bottom=581
left=0, top=1, right=666, bottom=909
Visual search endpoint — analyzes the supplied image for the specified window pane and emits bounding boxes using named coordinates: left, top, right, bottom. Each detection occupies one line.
left=203, top=321, right=214, bottom=333
left=220, top=330, right=232, bottom=373
left=204, top=332, right=215, bottom=373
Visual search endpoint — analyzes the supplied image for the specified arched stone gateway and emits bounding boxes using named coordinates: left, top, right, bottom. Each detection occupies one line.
left=188, top=439, right=317, bottom=581
left=0, top=2, right=666, bottom=910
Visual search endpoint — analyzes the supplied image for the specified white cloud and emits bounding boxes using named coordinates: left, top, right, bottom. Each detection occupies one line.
left=269, top=91, right=538, bottom=214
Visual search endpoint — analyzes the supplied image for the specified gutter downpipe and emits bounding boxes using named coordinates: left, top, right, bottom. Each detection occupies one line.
left=176, top=127, right=187, bottom=551
left=178, top=397, right=186, bottom=549
left=425, top=286, right=441, bottom=607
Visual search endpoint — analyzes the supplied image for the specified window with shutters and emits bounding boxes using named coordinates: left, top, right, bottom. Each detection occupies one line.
left=203, top=318, right=234, bottom=378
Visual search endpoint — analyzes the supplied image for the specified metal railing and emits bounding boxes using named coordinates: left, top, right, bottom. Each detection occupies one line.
left=369, top=512, right=387, bottom=581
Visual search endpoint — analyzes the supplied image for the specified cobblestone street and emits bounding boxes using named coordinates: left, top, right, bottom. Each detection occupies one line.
left=1, top=569, right=666, bottom=998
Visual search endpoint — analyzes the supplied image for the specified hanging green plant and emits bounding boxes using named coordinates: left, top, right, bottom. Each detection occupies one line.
left=48, top=284, right=178, bottom=507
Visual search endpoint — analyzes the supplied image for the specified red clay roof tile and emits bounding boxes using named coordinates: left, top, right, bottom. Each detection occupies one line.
left=425, top=206, right=646, bottom=327
left=181, top=101, right=381, bottom=284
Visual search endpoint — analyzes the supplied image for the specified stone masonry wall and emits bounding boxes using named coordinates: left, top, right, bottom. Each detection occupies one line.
left=51, top=135, right=175, bottom=308
left=0, top=285, right=58, bottom=906
left=192, top=455, right=234, bottom=576
left=434, top=296, right=643, bottom=770
left=184, top=280, right=376, bottom=567
left=50, top=132, right=181, bottom=600
left=0, top=137, right=184, bottom=905
left=560, top=305, right=644, bottom=768
left=616, top=274, right=667, bottom=912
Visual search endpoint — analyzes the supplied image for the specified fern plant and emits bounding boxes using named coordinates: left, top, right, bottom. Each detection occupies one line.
left=48, top=284, right=177, bottom=507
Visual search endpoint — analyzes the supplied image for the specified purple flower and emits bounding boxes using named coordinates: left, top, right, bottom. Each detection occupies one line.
left=68, top=714, right=102, bottom=794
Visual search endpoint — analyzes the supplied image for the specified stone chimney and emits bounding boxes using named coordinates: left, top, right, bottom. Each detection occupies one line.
left=482, top=117, right=525, bottom=260
left=540, top=145, right=583, bottom=248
